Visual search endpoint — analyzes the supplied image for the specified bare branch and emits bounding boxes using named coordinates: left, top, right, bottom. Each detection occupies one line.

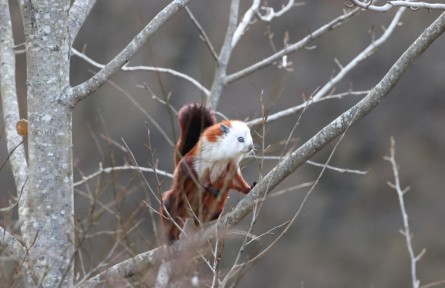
left=421, top=279, right=445, bottom=288
left=311, top=5, right=406, bottom=102
left=257, top=0, right=298, bottom=22
left=209, top=0, right=240, bottom=108
left=267, top=181, right=315, bottom=198
left=247, top=90, right=369, bottom=127
left=104, top=75, right=175, bottom=147
left=68, top=0, right=97, bottom=45
left=384, top=137, right=420, bottom=288
left=226, top=7, right=361, bottom=84
left=68, top=0, right=189, bottom=106
left=232, top=0, right=302, bottom=48
left=250, top=156, right=369, bottom=175
left=71, top=48, right=210, bottom=96
left=232, top=0, right=260, bottom=48
left=306, top=160, right=369, bottom=175
left=73, top=164, right=173, bottom=187
left=351, top=0, right=445, bottom=12
left=185, top=6, right=219, bottom=62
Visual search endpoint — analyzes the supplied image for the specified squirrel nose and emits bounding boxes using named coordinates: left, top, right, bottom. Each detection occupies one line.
left=248, top=144, right=253, bottom=151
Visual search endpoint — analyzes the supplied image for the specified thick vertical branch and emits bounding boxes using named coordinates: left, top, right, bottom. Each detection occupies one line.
left=0, top=0, right=28, bottom=203
left=208, top=0, right=240, bottom=108
left=68, top=0, right=97, bottom=45
left=0, top=0, right=31, bottom=281
left=19, top=0, right=74, bottom=286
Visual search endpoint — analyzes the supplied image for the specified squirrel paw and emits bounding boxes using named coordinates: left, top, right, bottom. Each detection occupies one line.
left=250, top=182, right=257, bottom=189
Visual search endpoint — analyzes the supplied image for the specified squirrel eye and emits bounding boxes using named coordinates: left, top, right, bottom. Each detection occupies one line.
left=237, top=137, right=244, bottom=143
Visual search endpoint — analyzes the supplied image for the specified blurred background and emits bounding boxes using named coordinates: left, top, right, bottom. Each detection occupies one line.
left=1, top=1, right=445, bottom=287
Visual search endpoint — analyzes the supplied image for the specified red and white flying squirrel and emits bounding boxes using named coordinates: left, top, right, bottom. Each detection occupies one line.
left=160, top=103, right=256, bottom=243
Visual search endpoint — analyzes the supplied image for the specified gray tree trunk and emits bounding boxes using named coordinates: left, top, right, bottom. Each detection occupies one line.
left=19, top=1, right=74, bottom=286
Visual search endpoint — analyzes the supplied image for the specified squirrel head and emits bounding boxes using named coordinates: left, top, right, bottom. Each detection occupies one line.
left=201, top=120, right=253, bottom=162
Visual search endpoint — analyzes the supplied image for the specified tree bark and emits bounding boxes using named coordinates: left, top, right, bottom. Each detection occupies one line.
left=19, top=0, right=74, bottom=286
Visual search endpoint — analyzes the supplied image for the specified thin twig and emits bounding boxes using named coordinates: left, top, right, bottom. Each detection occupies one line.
left=103, top=77, right=174, bottom=147
left=185, top=6, right=219, bottom=62
left=72, top=48, right=210, bottom=96
left=257, top=0, right=297, bottom=22
left=306, top=160, right=369, bottom=174
left=249, top=156, right=369, bottom=175
left=267, top=181, right=315, bottom=198
left=247, top=90, right=369, bottom=127
left=73, top=164, right=173, bottom=187
left=384, top=137, right=421, bottom=288
left=420, top=279, right=445, bottom=288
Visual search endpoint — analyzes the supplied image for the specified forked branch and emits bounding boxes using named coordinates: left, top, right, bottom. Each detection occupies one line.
left=69, top=0, right=189, bottom=106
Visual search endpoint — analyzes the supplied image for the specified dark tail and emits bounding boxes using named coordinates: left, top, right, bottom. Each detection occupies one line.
left=174, top=103, right=216, bottom=166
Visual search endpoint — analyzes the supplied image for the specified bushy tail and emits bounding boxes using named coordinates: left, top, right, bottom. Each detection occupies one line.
left=174, top=103, right=216, bottom=166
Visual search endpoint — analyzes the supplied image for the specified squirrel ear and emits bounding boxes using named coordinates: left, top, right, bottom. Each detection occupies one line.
left=220, top=124, right=230, bottom=134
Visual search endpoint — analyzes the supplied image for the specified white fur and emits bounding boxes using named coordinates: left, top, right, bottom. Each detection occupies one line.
left=194, top=120, right=253, bottom=182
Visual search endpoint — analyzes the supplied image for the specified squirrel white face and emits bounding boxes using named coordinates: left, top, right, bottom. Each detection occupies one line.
left=201, top=120, right=253, bottom=163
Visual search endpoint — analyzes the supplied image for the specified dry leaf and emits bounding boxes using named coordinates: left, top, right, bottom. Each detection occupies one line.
left=16, top=119, right=28, bottom=137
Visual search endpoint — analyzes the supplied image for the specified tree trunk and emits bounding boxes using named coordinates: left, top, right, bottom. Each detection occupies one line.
left=19, top=1, right=74, bottom=286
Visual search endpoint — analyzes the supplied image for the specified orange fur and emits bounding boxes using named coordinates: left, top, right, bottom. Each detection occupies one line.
left=204, top=120, right=232, bottom=143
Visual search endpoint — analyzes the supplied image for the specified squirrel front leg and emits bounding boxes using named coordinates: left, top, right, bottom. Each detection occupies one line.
left=230, top=169, right=254, bottom=194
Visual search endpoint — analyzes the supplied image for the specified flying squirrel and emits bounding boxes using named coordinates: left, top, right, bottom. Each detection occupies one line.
left=160, top=103, right=256, bottom=243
